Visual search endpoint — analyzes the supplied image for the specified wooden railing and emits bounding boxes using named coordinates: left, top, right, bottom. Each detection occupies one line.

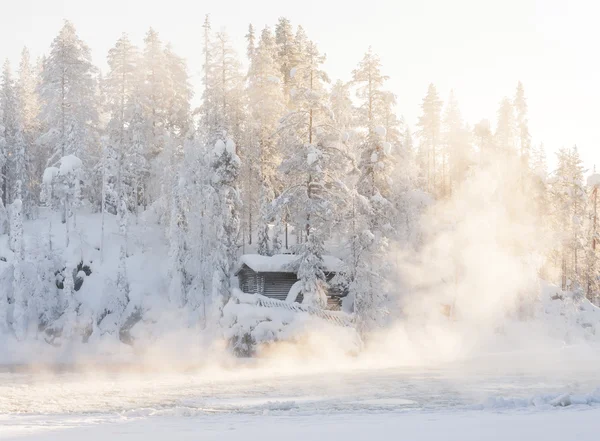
left=233, top=292, right=355, bottom=328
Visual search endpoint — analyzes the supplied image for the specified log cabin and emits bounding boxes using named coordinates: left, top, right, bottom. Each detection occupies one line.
left=234, top=254, right=347, bottom=310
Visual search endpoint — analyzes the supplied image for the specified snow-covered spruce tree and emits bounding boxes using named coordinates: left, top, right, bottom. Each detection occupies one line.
left=98, top=198, right=130, bottom=335
left=416, top=83, right=443, bottom=195
left=349, top=134, right=395, bottom=333
left=46, top=155, right=83, bottom=247
left=57, top=260, right=77, bottom=341
left=349, top=49, right=401, bottom=333
left=247, top=26, right=285, bottom=255
left=330, top=80, right=356, bottom=134
left=168, top=174, right=189, bottom=308
left=164, top=44, right=193, bottom=138
left=352, top=48, right=397, bottom=202
left=210, top=136, right=241, bottom=323
left=10, top=183, right=27, bottom=340
left=192, top=20, right=244, bottom=320
left=180, top=136, right=211, bottom=316
left=38, top=21, right=99, bottom=166
left=276, top=40, right=351, bottom=308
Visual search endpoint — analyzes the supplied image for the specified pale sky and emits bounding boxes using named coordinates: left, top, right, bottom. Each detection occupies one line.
left=1, top=0, right=597, bottom=170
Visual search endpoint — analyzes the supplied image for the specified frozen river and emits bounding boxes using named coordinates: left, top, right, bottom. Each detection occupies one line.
left=2, top=354, right=600, bottom=440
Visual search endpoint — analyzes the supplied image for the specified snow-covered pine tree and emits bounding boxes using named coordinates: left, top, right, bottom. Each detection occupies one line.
left=247, top=26, right=285, bottom=255
left=1, top=60, right=20, bottom=207
left=549, top=146, right=586, bottom=290
left=351, top=49, right=396, bottom=218
left=585, top=171, right=600, bottom=303
left=199, top=15, right=215, bottom=142
left=495, top=97, right=517, bottom=153
left=330, top=80, right=355, bottom=134
left=275, top=17, right=296, bottom=102
left=245, top=24, right=256, bottom=61
left=125, top=82, right=150, bottom=215
left=17, top=47, right=41, bottom=216
left=140, top=28, right=168, bottom=159
left=38, top=21, right=99, bottom=166
left=105, top=33, right=139, bottom=216
left=514, top=82, right=531, bottom=163
left=416, top=83, right=443, bottom=195
left=0, top=95, right=6, bottom=234
left=442, top=91, right=471, bottom=197
left=139, top=28, right=170, bottom=212
left=276, top=40, right=352, bottom=308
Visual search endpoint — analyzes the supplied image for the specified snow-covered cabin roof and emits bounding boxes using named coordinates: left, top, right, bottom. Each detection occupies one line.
left=235, top=254, right=343, bottom=275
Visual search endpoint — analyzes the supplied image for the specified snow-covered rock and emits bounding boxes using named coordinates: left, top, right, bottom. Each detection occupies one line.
left=214, top=139, right=226, bottom=156
left=374, top=126, right=387, bottom=137
left=226, top=139, right=236, bottom=155
left=59, top=155, right=83, bottom=175
left=268, top=75, right=281, bottom=84
left=383, top=142, right=392, bottom=156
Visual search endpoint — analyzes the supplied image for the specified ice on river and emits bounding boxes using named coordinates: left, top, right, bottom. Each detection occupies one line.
left=2, top=353, right=600, bottom=440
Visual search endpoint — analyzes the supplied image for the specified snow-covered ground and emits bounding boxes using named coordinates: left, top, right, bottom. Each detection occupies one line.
left=3, top=193, right=600, bottom=439
left=2, top=349, right=600, bottom=440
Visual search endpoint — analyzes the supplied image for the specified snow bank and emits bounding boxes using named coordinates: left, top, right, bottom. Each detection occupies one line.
left=473, top=389, right=600, bottom=411
left=58, top=155, right=83, bottom=175
left=222, top=289, right=359, bottom=357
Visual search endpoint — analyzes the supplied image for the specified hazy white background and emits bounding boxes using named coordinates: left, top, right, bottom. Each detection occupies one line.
left=0, top=0, right=596, bottom=168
